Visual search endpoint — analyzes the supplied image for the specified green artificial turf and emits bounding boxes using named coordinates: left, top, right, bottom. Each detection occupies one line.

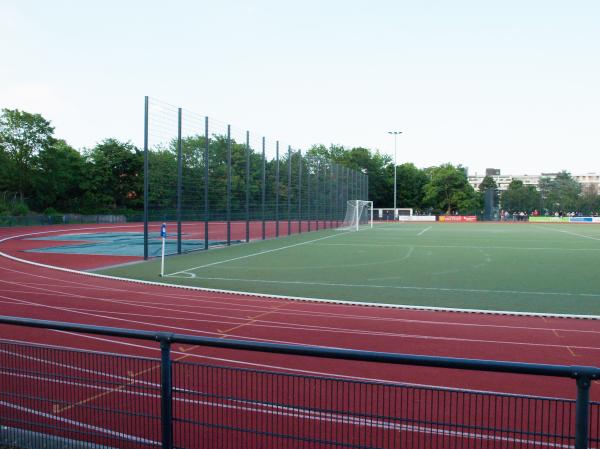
left=98, top=223, right=600, bottom=315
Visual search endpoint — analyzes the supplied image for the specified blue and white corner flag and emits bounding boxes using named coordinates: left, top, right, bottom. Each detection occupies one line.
left=160, top=223, right=167, bottom=276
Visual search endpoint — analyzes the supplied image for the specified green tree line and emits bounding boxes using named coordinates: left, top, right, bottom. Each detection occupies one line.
left=1, top=108, right=598, bottom=218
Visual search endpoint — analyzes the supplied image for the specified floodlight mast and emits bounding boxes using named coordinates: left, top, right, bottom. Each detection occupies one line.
left=387, top=131, right=402, bottom=217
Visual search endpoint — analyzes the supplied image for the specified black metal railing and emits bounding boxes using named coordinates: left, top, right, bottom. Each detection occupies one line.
left=0, top=315, right=598, bottom=449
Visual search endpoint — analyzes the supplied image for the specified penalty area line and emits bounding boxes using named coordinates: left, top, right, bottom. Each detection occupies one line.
left=165, top=231, right=353, bottom=277
left=417, top=226, right=432, bottom=236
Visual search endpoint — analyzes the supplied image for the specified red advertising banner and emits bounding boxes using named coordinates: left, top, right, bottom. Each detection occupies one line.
left=438, top=215, right=478, bottom=223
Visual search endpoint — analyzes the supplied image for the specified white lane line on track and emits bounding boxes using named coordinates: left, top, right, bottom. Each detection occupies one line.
left=165, top=230, right=352, bottom=277
left=0, top=347, right=157, bottom=386
left=2, top=228, right=600, bottom=319
left=6, top=292, right=600, bottom=349
left=2, top=289, right=600, bottom=353
left=0, top=264, right=278, bottom=306
left=26, top=331, right=575, bottom=400
left=172, top=275, right=600, bottom=298
left=0, top=401, right=158, bottom=445
left=3, top=281, right=600, bottom=336
left=0, top=377, right=575, bottom=448
left=535, top=225, right=600, bottom=242
left=417, top=226, right=432, bottom=236
left=0, top=267, right=594, bottom=338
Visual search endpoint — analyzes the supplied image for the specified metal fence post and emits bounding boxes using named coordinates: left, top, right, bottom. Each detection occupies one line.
left=330, top=163, right=334, bottom=228
left=262, top=137, right=266, bottom=240
left=176, top=108, right=183, bottom=254
left=226, top=125, right=231, bottom=246
left=575, top=375, right=591, bottom=449
left=143, top=96, right=149, bottom=260
left=307, top=157, right=311, bottom=232
left=298, top=151, right=302, bottom=234
left=287, top=145, right=291, bottom=235
left=275, top=142, right=280, bottom=238
left=203, top=117, right=209, bottom=251
left=245, top=131, right=250, bottom=243
left=335, top=163, right=340, bottom=225
left=160, top=336, right=173, bottom=449
left=315, top=160, right=320, bottom=231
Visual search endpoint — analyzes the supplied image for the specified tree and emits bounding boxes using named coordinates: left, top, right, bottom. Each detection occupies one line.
left=82, top=139, right=143, bottom=212
left=551, top=171, right=581, bottom=212
left=478, top=176, right=498, bottom=192
left=30, top=139, right=86, bottom=212
left=423, top=164, right=478, bottom=214
left=306, top=144, right=392, bottom=207
left=500, top=180, right=541, bottom=212
left=395, top=163, right=428, bottom=210
left=539, top=171, right=581, bottom=213
left=0, top=109, right=54, bottom=200
left=578, top=184, right=600, bottom=215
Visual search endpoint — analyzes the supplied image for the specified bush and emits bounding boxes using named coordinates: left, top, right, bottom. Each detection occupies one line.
left=9, top=202, right=29, bottom=216
left=43, top=207, right=59, bottom=216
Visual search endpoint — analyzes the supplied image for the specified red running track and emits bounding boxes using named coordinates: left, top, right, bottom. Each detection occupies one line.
left=1, top=223, right=600, bottom=449
left=0, top=223, right=598, bottom=400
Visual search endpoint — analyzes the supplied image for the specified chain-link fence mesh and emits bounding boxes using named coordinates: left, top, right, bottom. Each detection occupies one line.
left=143, top=97, right=369, bottom=259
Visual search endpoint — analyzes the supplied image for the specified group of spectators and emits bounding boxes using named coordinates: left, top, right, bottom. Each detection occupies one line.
left=501, top=210, right=600, bottom=221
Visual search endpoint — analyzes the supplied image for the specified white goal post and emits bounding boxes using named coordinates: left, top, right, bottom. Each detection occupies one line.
left=339, top=200, right=373, bottom=231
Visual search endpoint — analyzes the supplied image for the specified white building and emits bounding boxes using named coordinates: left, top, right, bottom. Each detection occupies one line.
left=468, top=171, right=600, bottom=193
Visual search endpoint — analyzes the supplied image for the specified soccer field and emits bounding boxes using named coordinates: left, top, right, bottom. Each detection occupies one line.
left=99, top=223, right=600, bottom=316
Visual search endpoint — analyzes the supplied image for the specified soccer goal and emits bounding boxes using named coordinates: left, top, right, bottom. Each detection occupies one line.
left=340, top=200, right=373, bottom=231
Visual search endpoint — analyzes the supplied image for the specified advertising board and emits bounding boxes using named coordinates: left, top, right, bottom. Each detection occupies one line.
left=438, top=216, right=477, bottom=223
left=528, top=217, right=570, bottom=223
left=397, top=216, right=437, bottom=222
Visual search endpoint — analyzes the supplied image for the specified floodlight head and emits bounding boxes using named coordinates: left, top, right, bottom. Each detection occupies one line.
left=387, top=131, right=403, bottom=135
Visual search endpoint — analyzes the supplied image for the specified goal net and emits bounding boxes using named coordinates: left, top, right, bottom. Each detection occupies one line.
left=339, top=200, right=373, bottom=231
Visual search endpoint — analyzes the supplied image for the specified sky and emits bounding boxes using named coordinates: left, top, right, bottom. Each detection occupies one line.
left=1, top=0, right=599, bottom=176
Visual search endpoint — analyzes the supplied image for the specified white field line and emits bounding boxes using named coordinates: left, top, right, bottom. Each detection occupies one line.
left=0, top=400, right=159, bottom=445
left=1, top=227, right=600, bottom=319
left=367, top=247, right=415, bottom=279
left=165, top=231, right=351, bottom=277
left=536, top=225, right=600, bottom=242
left=313, top=242, right=600, bottom=251
left=417, top=226, right=432, bottom=236
left=179, top=275, right=600, bottom=299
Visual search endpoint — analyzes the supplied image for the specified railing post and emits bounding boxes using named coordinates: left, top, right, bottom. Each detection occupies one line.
left=575, top=375, right=591, bottom=449
left=160, top=336, right=173, bottom=449
left=143, top=96, right=149, bottom=260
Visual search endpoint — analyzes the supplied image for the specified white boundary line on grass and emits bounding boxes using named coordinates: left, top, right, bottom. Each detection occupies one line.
left=165, top=230, right=352, bottom=277
left=417, top=226, right=432, bottom=236
left=1, top=226, right=599, bottom=320
left=535, top=225, right=600, bottom=242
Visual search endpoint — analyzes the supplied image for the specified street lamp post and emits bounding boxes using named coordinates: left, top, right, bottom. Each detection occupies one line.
left=388, top=131, right=402, bottom=215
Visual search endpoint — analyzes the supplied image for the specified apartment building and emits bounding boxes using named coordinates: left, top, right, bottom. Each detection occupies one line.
left=467, top=170, right=600, bottom=192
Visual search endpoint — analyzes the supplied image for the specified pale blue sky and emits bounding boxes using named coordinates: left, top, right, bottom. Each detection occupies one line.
left=1, top=0, right=598, bottom=175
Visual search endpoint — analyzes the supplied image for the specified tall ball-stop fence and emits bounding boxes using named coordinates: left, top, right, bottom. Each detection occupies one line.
left=143, top=97, right=369, bottom=259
